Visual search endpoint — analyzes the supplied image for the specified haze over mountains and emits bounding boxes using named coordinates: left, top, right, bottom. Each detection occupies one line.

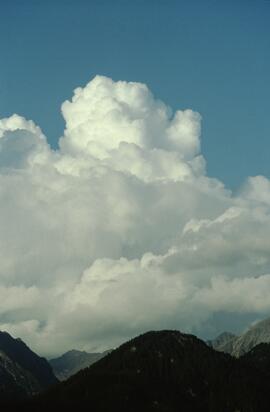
left=208, top=332, right=237, bottom=354
left=209, top=317, right=270, bottom=357
left=49, top=349, right=111, bottom=381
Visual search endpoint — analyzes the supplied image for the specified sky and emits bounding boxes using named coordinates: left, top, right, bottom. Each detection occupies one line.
left=1, top=0, right=270, bottom=190
left=1, top=0, right=270, bottom=356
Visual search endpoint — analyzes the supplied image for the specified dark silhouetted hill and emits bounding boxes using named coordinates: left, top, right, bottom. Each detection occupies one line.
left=0, top=331, right=57, bottom=402
left=29, top=330, right=270, bottom=412
left=241, top=342, right=270, bottom=376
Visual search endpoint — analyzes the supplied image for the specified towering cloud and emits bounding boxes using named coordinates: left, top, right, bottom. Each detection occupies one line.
left=0, top=76, right=270, bottom=355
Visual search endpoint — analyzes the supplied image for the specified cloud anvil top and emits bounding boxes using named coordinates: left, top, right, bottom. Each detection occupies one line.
left=0, top=76, right=270, bottom=356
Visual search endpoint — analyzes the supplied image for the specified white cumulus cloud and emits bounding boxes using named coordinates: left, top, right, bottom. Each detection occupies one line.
left=0, top=75, right=270, bottom=356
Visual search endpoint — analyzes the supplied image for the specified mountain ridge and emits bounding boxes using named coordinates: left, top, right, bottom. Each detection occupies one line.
left=49, top=348, right=111, bottom=380
left=30, top=330, right=270, bottom=411
left=209, top=317, right=270, bottom=357
left=0, top=331, right=57, bottom=401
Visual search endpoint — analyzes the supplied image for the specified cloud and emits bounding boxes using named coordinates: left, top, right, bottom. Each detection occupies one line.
left=0, top=114, right=50, bottom=170
left=60, top=76, right=201, bottom=159
left=0, top=75, right=270, bottom=355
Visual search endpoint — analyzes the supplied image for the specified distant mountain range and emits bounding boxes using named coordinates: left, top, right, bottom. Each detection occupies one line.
left=209, top=317, right=270, bottom=357
left=49, top=349, right=110, bottom=380
left=0, top=331, right=57, bottom=402
left=207, top=331, right=238, bottom=354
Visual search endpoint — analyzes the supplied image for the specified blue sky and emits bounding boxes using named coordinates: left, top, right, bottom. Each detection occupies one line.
left=1, top=0, right=270, bottom=189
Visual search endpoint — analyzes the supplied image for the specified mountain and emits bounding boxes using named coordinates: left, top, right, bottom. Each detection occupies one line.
left=207, top=317, right=270, bottom=357
left=0, top=331, right=57, bottom=402
left=49, top=349, right=110, bottom=380
left=31, top=330, right=270, bottom=411
left=241, top=342, right=270, bottom=376
left=207, top=332, right=237, bottom=354
left=231, top=317, right=270, bottom=357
